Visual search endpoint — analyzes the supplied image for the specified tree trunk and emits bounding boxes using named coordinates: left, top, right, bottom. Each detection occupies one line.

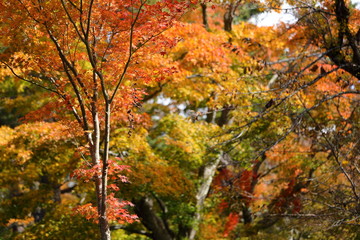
left=242, top=206, right=253, bottom=224
left=134, top=196, right=174, bottom=240
left=99, top=217, right=111, bottom=240
left=224, top=3, right=234, bottom=32
left=217, top=107, right=232, bottom=127
left=100, top=102, right=111, bottom=240
left=188, top=153, right=222, bottom=240
left=53, top=185, right=62, bottom=203
left=201, top=3, right=209, bottom=30
left=89, top=100, right=111, bottom=240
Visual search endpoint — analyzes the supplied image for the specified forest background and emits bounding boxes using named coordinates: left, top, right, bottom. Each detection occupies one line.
left=0, top=0, right=360, bottom=239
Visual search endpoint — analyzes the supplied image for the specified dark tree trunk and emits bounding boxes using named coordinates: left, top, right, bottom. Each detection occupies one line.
left=324, top=0, right=360, bottom=79
left=217, top=107, right=231, bottom=127
left=206, top=109, right=216, bottom=123
left=201, top=3, right=209, bottom=30
left=32, top=207, right=46, bottom=223
left=134, top=196, right=174, bottom=240
left=242, top=206, right=253, bottom=224
left=53, top=185, right=62, bottom=203
left=224, top=3, right=234, bottom=32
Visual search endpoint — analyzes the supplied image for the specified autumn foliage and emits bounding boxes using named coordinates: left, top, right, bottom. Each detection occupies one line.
left=1, top=0, right=360, bottom=239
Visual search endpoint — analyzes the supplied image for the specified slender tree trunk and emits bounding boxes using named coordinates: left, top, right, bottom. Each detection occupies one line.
left=100, top=102, right=111, bottom=240
left=89, top=100, right=111, bottom=240
left=188, top=153, right=222, bottom=240
left=201, top=3, right=209, bottom=30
